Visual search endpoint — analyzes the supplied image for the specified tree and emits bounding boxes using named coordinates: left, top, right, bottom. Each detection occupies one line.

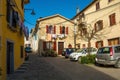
left=77, top=21, right=109, bottom=54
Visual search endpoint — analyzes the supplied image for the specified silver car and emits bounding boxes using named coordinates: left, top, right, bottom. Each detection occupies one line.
left=95, top=45, right=120, bottom=68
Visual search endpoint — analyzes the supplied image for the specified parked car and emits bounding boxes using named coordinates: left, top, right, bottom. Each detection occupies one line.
left=95, top=45, right=120, bottom=68
left=62, top=48, right=67, bottom=56
left=62, top=48, right=78, bottom=56
left=65, top=48, right=76, bottom=58
left=70, top=47, right=97, bottom=61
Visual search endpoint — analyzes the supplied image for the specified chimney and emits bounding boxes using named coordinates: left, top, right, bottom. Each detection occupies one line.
left=76, top=7, right=80, bottom=14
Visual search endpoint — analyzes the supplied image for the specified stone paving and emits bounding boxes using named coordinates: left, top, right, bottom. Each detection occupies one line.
left=7, top=54, right=70, bottom=80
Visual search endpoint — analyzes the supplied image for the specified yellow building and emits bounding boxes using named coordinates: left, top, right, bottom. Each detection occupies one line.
left=0, top=0, right=29, bottom=80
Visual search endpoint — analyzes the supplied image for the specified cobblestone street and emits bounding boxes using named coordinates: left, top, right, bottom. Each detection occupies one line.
left=8, top=54, right=70, bottom=80
left=8, top=54, right=118, bottom=80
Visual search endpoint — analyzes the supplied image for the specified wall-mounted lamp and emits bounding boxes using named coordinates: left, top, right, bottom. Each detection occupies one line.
left=24, top=9, right=35, bottom=15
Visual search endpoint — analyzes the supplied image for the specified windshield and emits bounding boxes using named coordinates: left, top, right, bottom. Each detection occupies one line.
left=76, top=49, right=84, bottom=53
left=97, top=47, right=110, bottom=54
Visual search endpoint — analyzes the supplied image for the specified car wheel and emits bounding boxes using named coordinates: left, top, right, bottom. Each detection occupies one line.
left=114, top=59, right=120, bottom=68
left=78, top=56, right=81, bottom=63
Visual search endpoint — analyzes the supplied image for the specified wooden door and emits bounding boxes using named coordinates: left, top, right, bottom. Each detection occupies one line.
left=7, top=41, right=14, bottom=74
left=58, top=42, right=64, bottom=55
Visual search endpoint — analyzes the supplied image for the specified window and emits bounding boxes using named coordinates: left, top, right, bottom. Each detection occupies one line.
left=62, top=26, right=65, bottom=34
left=96, top=2, right=100, bottom=10
left=81, top=28, right=87, bottom=36
left=60, top=26, right=68, bottom=34
left=6, top=0, right=18, bottom=28
left=109, top=13, right=116, bottom=26
left=114, top=46, right=120, bottom=53
left=94, top=20, right=103, bottom=32
left=6, top=0, right=11, bottom=22
left=34, top=34, right=37, bottom=40
left=108, top=0, right=113, bottom=3
left=82, top=44, right=86, bottom=48
left=46, top=25, right=56, bottom=34
left=20, top=46, right=23, bottom=58
left=96, top=41, right=103, bottom=48
left=108, top=38, right=119, bottom=46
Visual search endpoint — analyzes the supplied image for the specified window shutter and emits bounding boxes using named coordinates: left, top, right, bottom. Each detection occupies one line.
left=108, top=40, right=111, bottom=46
left=101, top=41, right=103, bottom=47
left=60, top=26, right=62, bottom=34
left=43, top=41, right=46, bottom=51
left=53, top=41, right=56, bottom=51
left=109, top=13, right=116, bottom=26
left=46, top=25, right=48, bottom=33
left=94, top=23, right=97, bottom=32
left=7, top=0, right=10, bottom=23
left=95, top=42, right=98, bottom=48
left=100, top=20, right=103, bottom=29
left=112, top=13, right=116, bottom=25
left=54, top=25, right=56, bottom=34
left=96, top=2, right=100, bottom=10
left=66, top=27, right=68, bottom=34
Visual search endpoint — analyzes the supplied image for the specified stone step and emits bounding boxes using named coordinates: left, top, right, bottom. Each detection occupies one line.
left=14, top=69, right=26, bottom=73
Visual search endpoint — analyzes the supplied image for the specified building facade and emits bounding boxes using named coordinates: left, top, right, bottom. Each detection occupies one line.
left=72, top=0, right=120, bottom=48
left=31, top=14, right=80, bottom=55
left=0, top=0, right=29, bottom=80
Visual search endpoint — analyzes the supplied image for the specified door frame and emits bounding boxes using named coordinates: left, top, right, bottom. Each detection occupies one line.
left=58, top=42, right=64, bottom=55
left=6, top=40, right=14, bottom=74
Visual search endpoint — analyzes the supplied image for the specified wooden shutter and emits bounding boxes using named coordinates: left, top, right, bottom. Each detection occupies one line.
left=101, top=41, right=103, bottom=47
left=53, top=41, right=56, bottom=51
left=112, top=13, right=116, bottom=25
left=43, top=41, right=46, bottom=51
left=100, top=20, right=103, bottom=29
left=96, top=2, right=100, bottom=10
left=54, top=25, right=56, bottom=34
left=46, top=25, right=48, bottom=33
left=6, top=0, right=10, bottom=23
left=66, top=27, right=68, bottom=34
left=109, top=13, right=116, bottom=26
left=94, top=23, right=97, bottom=32
left=95, top=42, right=98, bottom=48
left=60, top=26, right=62, bottom=34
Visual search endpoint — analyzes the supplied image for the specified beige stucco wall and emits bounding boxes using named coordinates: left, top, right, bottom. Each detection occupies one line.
left=74, top=0, right=120, bottom=48
left=36, top=15, right=79, bottom=54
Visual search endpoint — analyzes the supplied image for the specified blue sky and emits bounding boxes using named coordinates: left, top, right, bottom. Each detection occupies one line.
left=24, top=0, right=93, bottom=31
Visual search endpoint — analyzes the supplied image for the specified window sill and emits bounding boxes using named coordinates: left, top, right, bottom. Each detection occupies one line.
left=7, top=23, right=17, bottom=32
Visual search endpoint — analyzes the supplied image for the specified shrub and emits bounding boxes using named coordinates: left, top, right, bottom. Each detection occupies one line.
left=42, top=49, right=58, bottom=57
left=80, top=54, right=96, bottom=64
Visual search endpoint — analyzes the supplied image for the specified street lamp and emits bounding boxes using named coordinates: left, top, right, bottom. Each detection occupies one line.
left=24, top=9, right=35, bottom=15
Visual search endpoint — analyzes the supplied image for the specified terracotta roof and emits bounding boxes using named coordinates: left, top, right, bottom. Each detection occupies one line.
left=37, top=14, right=74, bottom=24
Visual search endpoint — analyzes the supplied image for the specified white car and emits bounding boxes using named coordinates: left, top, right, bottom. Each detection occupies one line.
left=69, top=48, right=97, bottom=61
